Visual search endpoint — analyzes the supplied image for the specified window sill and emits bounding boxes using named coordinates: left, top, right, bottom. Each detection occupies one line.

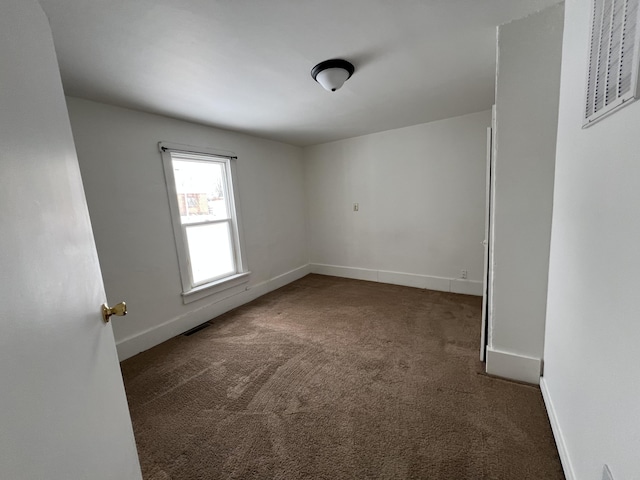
left=181, top=272, right=251, bottom=304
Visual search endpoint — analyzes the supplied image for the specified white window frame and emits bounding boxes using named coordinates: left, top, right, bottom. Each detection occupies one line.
left=160, top=142, right=249, bottom=304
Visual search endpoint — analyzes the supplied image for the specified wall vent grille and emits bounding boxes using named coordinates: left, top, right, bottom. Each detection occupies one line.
left=182, top=322, right=211, bottom=336
left=584, top=0, right=640, bottom=126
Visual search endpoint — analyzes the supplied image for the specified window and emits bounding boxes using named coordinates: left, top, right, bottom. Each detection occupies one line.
left=160, top=142, right=249, bottom=303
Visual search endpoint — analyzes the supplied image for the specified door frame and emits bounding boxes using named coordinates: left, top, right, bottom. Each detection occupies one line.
left=480, top=105, right=496, bottom=361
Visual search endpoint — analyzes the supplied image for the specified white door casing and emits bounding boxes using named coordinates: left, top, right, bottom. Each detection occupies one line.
left=481, top=105, right=497, bottom=361
left=0, top=1, right=142, bottom=479
left=480, top=126, right=492, bottom=361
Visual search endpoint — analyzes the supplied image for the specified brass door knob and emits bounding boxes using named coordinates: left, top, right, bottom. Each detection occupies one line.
left=102, top=301, right=127, bottom=323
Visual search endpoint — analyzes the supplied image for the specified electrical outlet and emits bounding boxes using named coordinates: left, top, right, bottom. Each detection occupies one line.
left=603, top=465, right=614, bottom=480
left=353, top=203, right=359, bottom=212
left=460, top=269, right=468, bottom=280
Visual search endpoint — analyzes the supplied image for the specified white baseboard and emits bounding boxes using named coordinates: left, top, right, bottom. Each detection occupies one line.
left=485, top=347, right=542, bottom=385
left=540, top=378, right=576, bottom=480
left=378, top=270, right=451, bottom=292
left=450, top=278, right=483, bottom=296
left=310, top=263, right=379, bottom=282
left=115, top=264, right=311, bottom=361
left=309, top=263, right=483, bottom=296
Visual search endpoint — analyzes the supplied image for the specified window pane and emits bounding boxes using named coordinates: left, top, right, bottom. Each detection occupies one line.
left=185, top=222, right=235, bottom=285
left=172, top=159, right=229, bottom=224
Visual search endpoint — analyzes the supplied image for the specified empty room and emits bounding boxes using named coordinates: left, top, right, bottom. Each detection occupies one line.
left=1, top=0, right=639, bottom=479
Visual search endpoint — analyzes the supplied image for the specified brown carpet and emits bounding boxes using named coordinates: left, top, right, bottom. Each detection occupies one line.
left=121, top=274, right=564, bottom=480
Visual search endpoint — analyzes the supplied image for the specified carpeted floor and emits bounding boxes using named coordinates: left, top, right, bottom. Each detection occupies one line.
left=121, top=274, right=564, bottom=479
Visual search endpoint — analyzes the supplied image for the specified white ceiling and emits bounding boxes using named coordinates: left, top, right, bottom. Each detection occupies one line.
left=38, top=0, right=561, bottom=146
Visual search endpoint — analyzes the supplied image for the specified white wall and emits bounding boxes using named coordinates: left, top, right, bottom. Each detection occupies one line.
left=303, top=110, right=490, bottom=295
left=67, top=98, right=308, bottom=360
left=542, top=0, right=640, bottom=478
left=486, top=4, right=564, bottom=384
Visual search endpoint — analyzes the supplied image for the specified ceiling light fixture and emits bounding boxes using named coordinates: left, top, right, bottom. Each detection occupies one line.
left=311, top=59, right=355, bottom=92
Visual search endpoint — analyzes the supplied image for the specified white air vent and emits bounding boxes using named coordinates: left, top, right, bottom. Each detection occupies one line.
left=584, top=0, right=640, bottom=126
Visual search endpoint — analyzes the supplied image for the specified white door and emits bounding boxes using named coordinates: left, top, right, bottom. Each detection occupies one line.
left=0, top=2, right=142, bottom=479
left=480, top=106, right=496, bottom=361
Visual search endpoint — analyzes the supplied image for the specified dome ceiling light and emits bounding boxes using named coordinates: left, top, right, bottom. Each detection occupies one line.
left=311, top=59, right=355, bottom=92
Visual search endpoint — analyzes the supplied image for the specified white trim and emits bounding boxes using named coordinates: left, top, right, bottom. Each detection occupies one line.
left=181, top=271, right=250, bottom=304
left=485, top=347, right=542, bottom=384
left=480, top=125, right=492, bottom=362
left=159, top=141, right=236, bottom=159
left=540, top=378, right=576, bottom=480
left=451, top=278, right=482, bottom=296
left=310, top=264, right=379, bottom=282
left=115, top=264, right=310, bottom=361
left=309, top=263, right=483, bottom=296
left=379, top=270, right=451, bottom=291
left=246, top=264, right=311, bottom=294
left=488, top=105, right=497, bottom=358
left=159, top=141, right=248, bottom=296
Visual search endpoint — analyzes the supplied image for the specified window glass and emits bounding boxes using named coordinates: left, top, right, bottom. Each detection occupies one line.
left=185, top=222, right=234, bottom=284
left=172, top=160, right=229, bottom=223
